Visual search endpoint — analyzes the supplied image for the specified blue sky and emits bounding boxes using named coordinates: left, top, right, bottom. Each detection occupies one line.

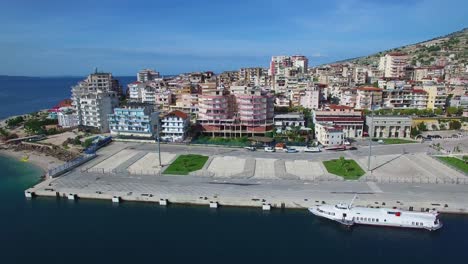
left=1, top=0, right=467, bottom=76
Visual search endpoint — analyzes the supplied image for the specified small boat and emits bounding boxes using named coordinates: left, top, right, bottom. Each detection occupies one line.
left=309, top=196, right=443, bottom=231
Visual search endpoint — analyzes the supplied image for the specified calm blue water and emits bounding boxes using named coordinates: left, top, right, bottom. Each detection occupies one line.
left=0, top=76, right=135, bottom=119
left=0, top=155, right=468, bottom=263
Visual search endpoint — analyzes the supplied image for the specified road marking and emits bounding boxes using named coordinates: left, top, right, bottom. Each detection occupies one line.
left=367, top=182, right=383, bottom=193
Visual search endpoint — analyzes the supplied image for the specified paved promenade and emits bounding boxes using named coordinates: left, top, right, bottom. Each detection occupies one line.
left=26, top=140, right=468, bottom=214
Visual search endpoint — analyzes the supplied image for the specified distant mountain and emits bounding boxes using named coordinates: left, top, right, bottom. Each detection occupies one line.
left=327, top=28, right=468, bottom=67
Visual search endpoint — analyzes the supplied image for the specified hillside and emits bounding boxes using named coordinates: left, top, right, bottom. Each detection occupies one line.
left=333, top=28, right=468, bottom=67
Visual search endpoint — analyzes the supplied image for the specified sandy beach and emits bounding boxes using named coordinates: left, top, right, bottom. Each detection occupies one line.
left=0, top=148, right=65, bottom=173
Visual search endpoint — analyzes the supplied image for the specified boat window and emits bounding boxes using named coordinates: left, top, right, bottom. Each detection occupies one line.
left=376, top=219, right=379, bottom=222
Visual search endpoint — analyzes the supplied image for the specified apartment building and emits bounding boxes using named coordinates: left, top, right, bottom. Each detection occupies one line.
left=269, top=55, right=308, bottom=91
left=137, top=69, right=160, bottom=82
left=57, top=107, right=79, bottom=128
left=238, top=67, right=263, bottom=85
left=299, top=88, right=320, bottom=109
left=413, top=66, right=444, bottom=81
left=353, top=67, right=368, bottom=85
left=108, top=104, right=157, bottom=139
left=422, top=83, right=447, bottom=109
left=71, top=72, right=120, bottom=132
left=161, top=110, right=190, bottom=142
left=315, top=123, right=344, bottom=146
left=383, top=88, right=429, bottom=109
left=355, top=87, right=383, bottom=110
left=197, top=86, right=274, bottom=137
left=340, top=88, right=357, bottom=108
left=231, top=86, right=275, bottom=135
left=378, top=52, right=408, bottom=78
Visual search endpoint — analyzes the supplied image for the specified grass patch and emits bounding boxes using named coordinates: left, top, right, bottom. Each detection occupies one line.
left=163, top=154, right=209, bottom=175
left=323, top=158, right=365, bottom=179
left=380, top=138, right=417, bottom=144
left=437, top=157, right=468, bottom=174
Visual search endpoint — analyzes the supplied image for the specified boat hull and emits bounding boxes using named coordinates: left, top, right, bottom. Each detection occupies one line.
left=308, top=207, right=443, bottom=231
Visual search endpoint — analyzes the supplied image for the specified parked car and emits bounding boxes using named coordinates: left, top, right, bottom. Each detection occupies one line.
left=304, top=147, right=321, bottom=153
left=344, top=141, right=351, bottom=146
left=264, top=147, right=275, bottom=152
left=284, top=148, right=299, bottom=153
left=275, top=142, right=286, bottom=151
left=377, top=139, right=384, bottom=144
left=244, top=146, right=256, bottom=151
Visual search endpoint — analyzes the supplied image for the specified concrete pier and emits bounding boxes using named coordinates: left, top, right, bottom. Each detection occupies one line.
left=23, top=141, right=468, bottom=215
left=24, top=191, right=34, bottom=198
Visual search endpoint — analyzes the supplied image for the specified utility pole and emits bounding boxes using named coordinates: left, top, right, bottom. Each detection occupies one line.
left=367, top=93, right=374, bottom=171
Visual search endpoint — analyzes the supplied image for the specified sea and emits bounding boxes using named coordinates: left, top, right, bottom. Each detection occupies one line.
left=1, top=76, right=468, bottom=263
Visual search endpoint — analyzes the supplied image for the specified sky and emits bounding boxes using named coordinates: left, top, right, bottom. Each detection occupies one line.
left=1, top=0, right=467, bottom=76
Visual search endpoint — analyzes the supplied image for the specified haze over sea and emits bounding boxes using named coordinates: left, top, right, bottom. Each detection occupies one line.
left=0, top=75, right=134, bottom=119
left=1, top=76, right=468, bottom=263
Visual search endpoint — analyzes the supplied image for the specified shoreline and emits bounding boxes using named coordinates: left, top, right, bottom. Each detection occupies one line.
left=0, top=148, right=64, bottom=173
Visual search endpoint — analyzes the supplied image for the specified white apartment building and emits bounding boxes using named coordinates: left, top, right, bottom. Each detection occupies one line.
left=137, top=69, right=160, bottom=82
left=57, top=107, right=79, bottom=128
left=353, top=67, right=368, bottom=85
left=161, top=110, right=190, bottom=142
left=128, top=82, right=145, bottom=101
left=315, top=123, right=344, bottom=146
left=299, top=89, right=320, bottom=109
left=71, top=72, right=120, bottom=132
left=379, top=52, right=408, bottom=78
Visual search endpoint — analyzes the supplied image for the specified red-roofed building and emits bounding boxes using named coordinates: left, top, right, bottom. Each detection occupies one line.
left=161, top=110, right=190, bottom=142
left=313, top=107, right=364, bottom=138
left=356, top=87, right=383, bottom=110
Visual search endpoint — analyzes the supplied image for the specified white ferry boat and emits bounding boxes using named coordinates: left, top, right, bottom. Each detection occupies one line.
left=309, top=197, right=442, bottom=231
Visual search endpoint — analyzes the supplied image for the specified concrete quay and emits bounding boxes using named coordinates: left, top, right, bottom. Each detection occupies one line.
left=25, top=141, right=468, bottom=214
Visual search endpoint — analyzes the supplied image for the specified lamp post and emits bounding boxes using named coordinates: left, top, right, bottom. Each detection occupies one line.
left=152, top=112, right=162, bottom=167
left=367, top=93, right=374, bottom=172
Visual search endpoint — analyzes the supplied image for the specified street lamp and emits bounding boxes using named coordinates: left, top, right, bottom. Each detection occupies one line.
left=151, top=112, right=162, bottom=167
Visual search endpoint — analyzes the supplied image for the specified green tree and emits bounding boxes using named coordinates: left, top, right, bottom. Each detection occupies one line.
left=446, top=106, right=460, bottom=117
left=434, top=108, right=444, bottom=115
left=449, top=120, right=461, bottom=130
left=411, top=127, right=420, bottom=138
left=6, top=116, right=24, bottom=127
left=417, top=122, right=428, bottom=132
